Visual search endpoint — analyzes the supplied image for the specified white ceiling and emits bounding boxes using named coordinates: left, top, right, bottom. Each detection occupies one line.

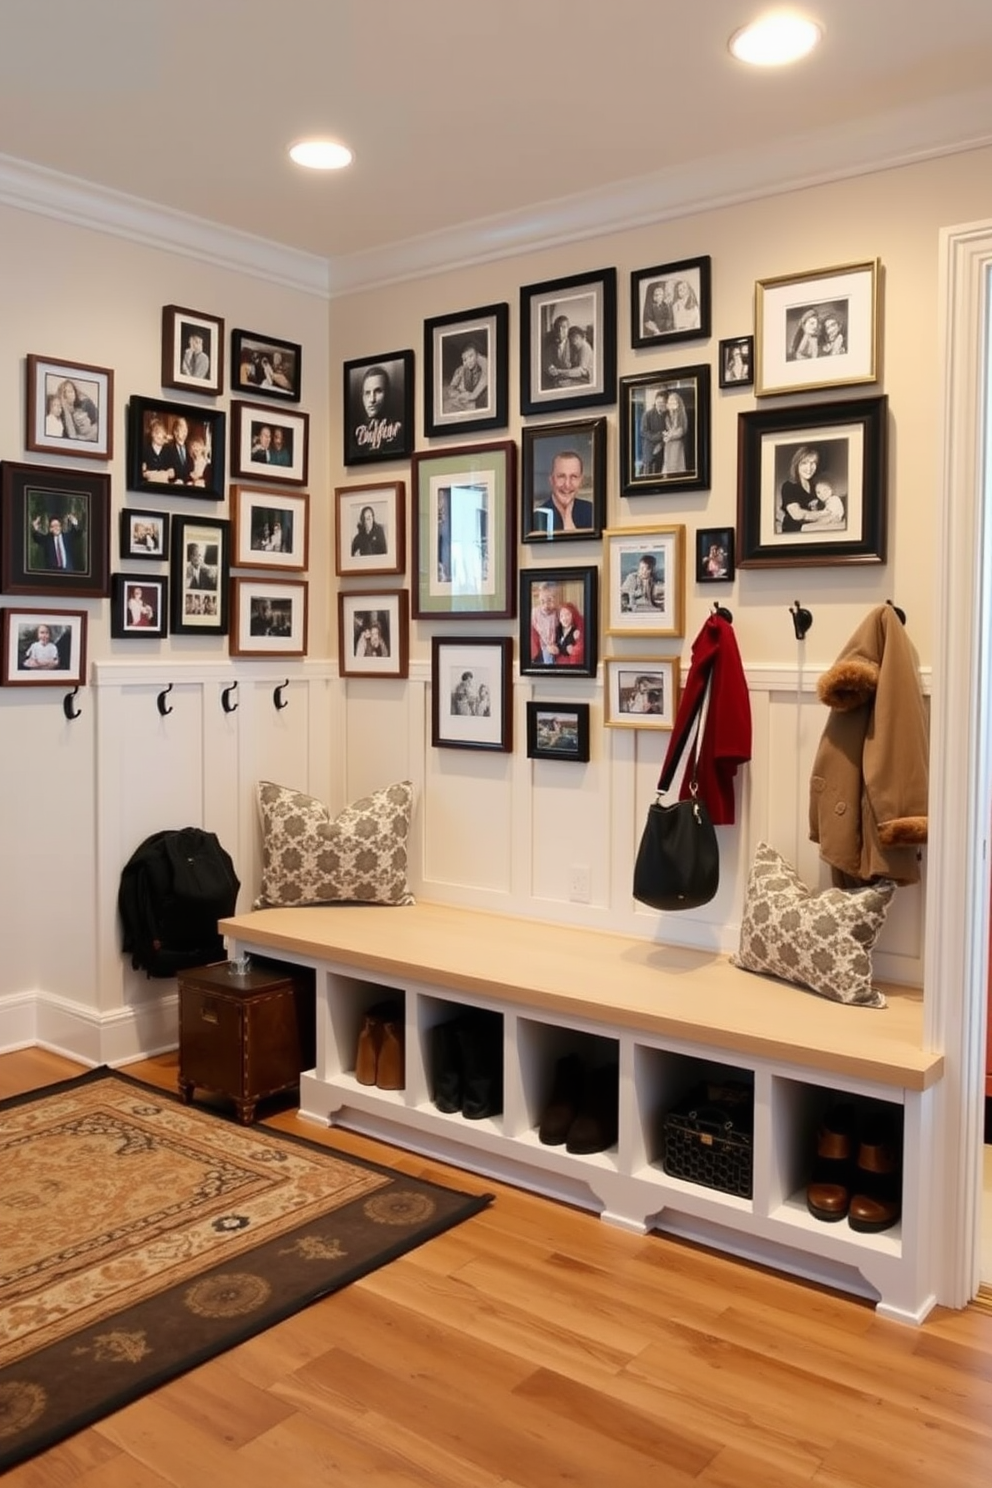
left=2, top=0, right=991, bottom=282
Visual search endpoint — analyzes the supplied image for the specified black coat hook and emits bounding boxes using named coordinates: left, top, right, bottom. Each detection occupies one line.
left=221, top=681, right=239, bottom=714
left=886, top=599, right=907, bottom=625
left=273, top=679, right=290, bottom=711
left=711, top=602, right=733, bottom=623
left=790, top=601, right=813, bottom=641
left=63, top=685, right=81, bottom=721
left=157, top=683, right=174, bottom=716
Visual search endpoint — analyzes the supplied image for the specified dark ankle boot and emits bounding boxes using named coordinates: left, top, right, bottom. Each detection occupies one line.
left=848, top=1111, right=902, bottom=1233
left=566, top=1062, right=619, bottom=1154
left=539, top=1053, right=584, bottom=1145
left=430, top=1020, right=462, bottom=1113
left=457, top=1011, right=503, bottom=1120
left=806, top=1103, right=858, bottom=1222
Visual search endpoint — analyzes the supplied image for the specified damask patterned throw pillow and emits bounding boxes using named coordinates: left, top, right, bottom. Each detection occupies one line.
left=255, top=780, right=415, bottom=909
left=731, top=842, right=894, bottom=1008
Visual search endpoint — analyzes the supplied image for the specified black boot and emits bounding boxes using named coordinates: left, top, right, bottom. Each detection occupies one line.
left=539, top=1053, right=584, bottom=1145
left=566, top=1062, right=619, bottom=1154
left=430, top=1020, right=462, bottom=1113
left=456, top=1010, right=503, bottom=1120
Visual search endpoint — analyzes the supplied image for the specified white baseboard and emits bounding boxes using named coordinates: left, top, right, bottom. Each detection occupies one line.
left=0, top=990, right=179, bottom=1067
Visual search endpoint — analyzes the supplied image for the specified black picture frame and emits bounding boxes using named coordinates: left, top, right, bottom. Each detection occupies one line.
left=631, top=256, right=711, bottom=350
left=169, top=514, right=230, bottom=634
left=526, top=701, right=590, bottom=763
left=431, top=636, right=513, bottom=752
left=343, top=349, right=414, bottom=466
left=619, top=365, right=711, bottom=496
left=719, top=336, right=754, bottom=390
left=231, top=328, right=302, bottom=403
left=126, top=396, right=226, bottom=500
left=162, top=306, right=224, bottom=396
left=696, top=527, right=735, bottom=583
left=1, top=460, right=110, bottom=598
left=119, top=508, right=169, bottom=562
left=230, top=401, right=309, bottom=486
left=519, top=565, right=598, bottom=679
left=521, top=417, right=606, bottom=544
left=736, top=395, right=888, bottom=567
left=423, top=303, right=509, bottom=438
left=519, top=267, right=617, bottom=415
left=111, top=573, right=169, bottom=638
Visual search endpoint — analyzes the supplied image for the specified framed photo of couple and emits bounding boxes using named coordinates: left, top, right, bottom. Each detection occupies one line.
left=231, top=485, right=309, bottom=572
left=619, top=366, right=711, bottom=496
left=630, top=255, right=711, bottom=350
left=431, top=636, right=512, bottom=753
left=755, top=259, right=880, bottom=397
left=230, top=402, right=309, bottom=486
left=423, top=303, right=509, bottom=437
left=519, top=267, right=617, bottom=416
left=338, top=590, right=409, bottom=680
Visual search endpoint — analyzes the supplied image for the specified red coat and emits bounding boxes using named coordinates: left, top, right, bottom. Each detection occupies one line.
left=658, top=614, right=751, bottom=825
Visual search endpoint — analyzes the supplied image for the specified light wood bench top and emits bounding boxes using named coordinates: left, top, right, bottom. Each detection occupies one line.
left=219, top=902, right=942, bottom=1092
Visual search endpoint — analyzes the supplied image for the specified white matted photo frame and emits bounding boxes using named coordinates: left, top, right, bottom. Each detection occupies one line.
left=423, top=303, right=508, bottom=437
left=630, top=255, right=711, bottom=350
left=119, top=508, right=169, bottom=561
left=230, top=577, right=308, bottom=657
left=755, top=259, right=880, bottom=397
left=604, top=525, right=685, bottom=637
left=604, top=657, right=679, bottom=730
left=231, top=485, right=309, bottom=572
left=2, top=608, right=87, bottom=686
left=526, top=701, right=590, bottom=763
left=26, top=355, right=114, bottom=460
left=411, top=441, right=516, bottom=619
left=737, top=395, right=888, bottom=567
left=519, top=267, right=617, bottom=415
left=230, top=401, right=309, bottom=486
left=169, top=514, right=230, bottom=634
left=431, top=636, right=513, bottom=752
left=338, top=590, right=409, bottom=679
left=335, top=481, right=405, bottom=577
left=521, top=417, right=606, bottom=544
left=111, top=573, right=169, bottom=639
left=161, top=305, right=224, bottom=396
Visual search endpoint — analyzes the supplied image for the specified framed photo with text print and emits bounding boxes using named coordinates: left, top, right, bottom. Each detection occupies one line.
left=604, top=657, right=679, bottom=731
left=232, top=328, right=302, bottom=403
left=737, top=395, right=887, bottom=568
left=338, top=590, right=409, bottom=680
left=169, top=514, right=230, bottom=635
left=431, top=636, right=513, bottom=753
left=26, top=355, right=114, bottom=460
left=2, top=608, right=87, bottom=687
left=696, top=526, right=735, bottom=583
left=231, top=485, right=309, bottom=573
left=604, top=525, right=685, bottom=638
left=719, top=336, right=754, bottom=390
left=520, top=267, right=617, bottom=415
left=230, top=401, right=309, bottom=486
left=1, top=461, right=110, bottom=599
left=111, top=573, right=169, bottom=639
left=526, top=701, right=590, bottom=764
left=343, top=349, right=414, bottom=466
left=335, top=480, right=405, bottom=578
left=631, top=255, right=711, bottom=350
left=230, top=578, right=308, bottom=657
left=119, top=508, right=169, bottom=562
left=161, top=305, right=224, bottom=396
left=412, top=441, right=516, bottom=619
left=620, top=365, right=711, bottom=497
left=755, top=259, right=880, bottom=398
left=522, top=417, right=606, bottom=545
left=424, top=302, right=509, bottom=438
left=519, top=565, right=598, bottom=679
left=127, top=396, right=226, bottom=500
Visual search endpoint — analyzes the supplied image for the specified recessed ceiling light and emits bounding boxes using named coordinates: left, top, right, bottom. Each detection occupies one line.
left=288, top=139, right=353, bottom=170
left=729, top=11, right=822, bottom=66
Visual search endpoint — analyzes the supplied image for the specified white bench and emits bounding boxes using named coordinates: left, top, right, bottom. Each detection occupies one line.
left=220, top=900, right=943, bottom=1324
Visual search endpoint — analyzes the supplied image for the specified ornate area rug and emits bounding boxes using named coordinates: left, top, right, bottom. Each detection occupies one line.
left=0, top=1067, right=491, bottom=1471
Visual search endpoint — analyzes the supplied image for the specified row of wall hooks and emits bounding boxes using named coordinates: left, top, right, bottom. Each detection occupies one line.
left=150, top=680, right=291, bottom=716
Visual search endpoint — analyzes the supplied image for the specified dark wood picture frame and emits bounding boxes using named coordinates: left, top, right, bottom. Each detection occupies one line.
left=230, top=401, right=309, bottom=487
left=230, top=577, right=308, bottom=656
left=1, top=607, right=87, bottom=686
left=338, top=589, right=410, bottom=679
left=521, top=417, right=606, bottom=544
left=631, top=255, right=711, bottom=350
left=519, top=564, right=598, bottom=678
left=1, top=460, right=110, bottom=598
left=619, top=365, right=711, bottom=496
left=335, top=480, right=405, bottom=578
left=231, top=328, right=302, bottom=403
left=431, top=635, right=513, bottom=752
left=423, top=302, right=509, bottom=437
left=343, top=349, right=414, bottom=466
left=169, top=513, right=230, bottom=634
left=526, top=701, right=590, bottom=763
left=230, top=485, right=309, bottom=573
left=411, top=440, right=517, bottom=619
left=737, top=395, right=888, bottom=567
left=127, top=395, right=226, bottom=499
left=519, top=267, right=617, bottom=415
left=26, top=355, right=114, bottom=460
left=111, top=573, right=169, bottom=638
left=161, top=305, right=224, bottom=396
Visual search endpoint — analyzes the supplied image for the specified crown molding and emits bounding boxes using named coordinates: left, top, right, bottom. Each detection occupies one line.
left=0, top=152, right=330, bottom=299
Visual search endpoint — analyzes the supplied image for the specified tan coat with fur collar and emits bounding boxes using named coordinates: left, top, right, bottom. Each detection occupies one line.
left=809, top=604, right=928, bottom=885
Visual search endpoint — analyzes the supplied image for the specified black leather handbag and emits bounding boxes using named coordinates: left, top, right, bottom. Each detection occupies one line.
left=633, top=679, right=720, bottom=912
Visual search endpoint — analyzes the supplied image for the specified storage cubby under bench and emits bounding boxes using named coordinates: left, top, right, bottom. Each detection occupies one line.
left=219, top=901, right=943, bottom=1324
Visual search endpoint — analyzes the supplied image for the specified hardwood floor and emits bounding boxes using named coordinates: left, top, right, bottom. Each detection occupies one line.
left=3, top=1047, right=992, bottom=1487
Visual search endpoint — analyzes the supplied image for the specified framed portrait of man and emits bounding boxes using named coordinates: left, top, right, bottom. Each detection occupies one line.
left=343, top=350, right=414, bottom=466
left=522, top=417, right=606, bottom=544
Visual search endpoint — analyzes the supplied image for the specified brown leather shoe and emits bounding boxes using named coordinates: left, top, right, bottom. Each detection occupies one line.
left=806, top=1104, right=857, bottom=1222
left=376, top=1019, right=405, bottom=1090
left=848, top=1113, right=901, bottom=1233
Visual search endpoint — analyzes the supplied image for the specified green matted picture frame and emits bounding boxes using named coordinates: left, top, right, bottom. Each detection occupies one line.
left=411, top=440, right=517, bottom=619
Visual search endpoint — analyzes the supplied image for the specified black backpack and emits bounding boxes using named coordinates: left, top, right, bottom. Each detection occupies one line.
left=118, top=828, right=240, bottom=978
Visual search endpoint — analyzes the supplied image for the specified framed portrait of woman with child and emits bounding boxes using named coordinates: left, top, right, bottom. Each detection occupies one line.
left=518, top=565, right=598, bottom=680
left=26, top=355, right=114, bottom=461
left=754, top=259, right=880, bottom=398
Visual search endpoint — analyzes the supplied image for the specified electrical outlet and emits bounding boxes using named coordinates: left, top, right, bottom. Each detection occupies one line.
left=569, top=864, right=591, bottom=903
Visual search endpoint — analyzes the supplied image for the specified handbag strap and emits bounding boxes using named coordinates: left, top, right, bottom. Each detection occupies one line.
left=657, top=673, right=712, bottom=798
